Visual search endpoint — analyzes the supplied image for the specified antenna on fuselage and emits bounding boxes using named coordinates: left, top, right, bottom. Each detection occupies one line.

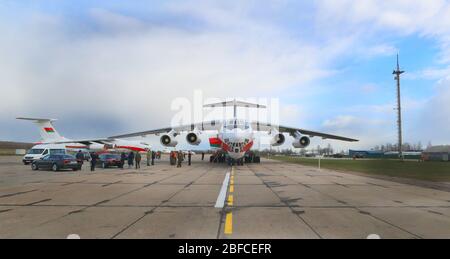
left=203, top=99, right=267, bottom=118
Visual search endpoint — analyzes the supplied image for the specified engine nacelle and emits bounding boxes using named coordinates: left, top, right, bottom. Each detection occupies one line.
left=186, top=132, right=201, bottom=146
left=160, top=134, right=178, bottom=147
left=292, top=136, right=310, bottom=149
left=270, top=133, right=286, bottom=147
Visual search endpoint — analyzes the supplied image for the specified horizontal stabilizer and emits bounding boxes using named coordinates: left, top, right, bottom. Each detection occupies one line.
left=16, top=117, right=57, bottom=122
left=204, top=100, right=266, bottom=109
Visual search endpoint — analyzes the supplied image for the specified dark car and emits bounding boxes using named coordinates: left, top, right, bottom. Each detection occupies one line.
left=31, top=154, right=82, bottom=172
left=98, top=154, right=123, bottom=168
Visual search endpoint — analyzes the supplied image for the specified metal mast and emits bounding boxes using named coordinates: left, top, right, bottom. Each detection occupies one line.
left=393, top=54, right=405, bottom=161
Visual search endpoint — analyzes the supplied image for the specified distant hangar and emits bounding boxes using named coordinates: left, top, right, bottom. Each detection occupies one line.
left=422, top=146, right=450, bottom=162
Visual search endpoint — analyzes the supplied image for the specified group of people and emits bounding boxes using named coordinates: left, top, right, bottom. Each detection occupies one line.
left=75, top=149, right=201, bottom=171
left=75, top=150, right=158, bottom=171
left=121, top=150, right=159, bottom=170
left=170, top=151, right=193, bottom=168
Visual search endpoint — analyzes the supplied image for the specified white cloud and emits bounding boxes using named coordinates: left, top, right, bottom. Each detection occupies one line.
left=406, top=67, right=450, bottom=81
left=323, top=115, right=360, bottom=129
left=1, top=1, right=449, bottom=149
left=366, top=44, right=398, bottom=57
left=0, top=6, right=341, bottom=141
left=315, top=0, right=450, bottom=62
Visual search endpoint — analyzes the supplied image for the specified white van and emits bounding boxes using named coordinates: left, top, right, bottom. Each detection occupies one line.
left=22, top=144, right=66, bottom=165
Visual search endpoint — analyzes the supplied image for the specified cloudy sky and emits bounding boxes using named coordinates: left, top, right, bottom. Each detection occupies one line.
left=1, top=0, right=449, bottom=151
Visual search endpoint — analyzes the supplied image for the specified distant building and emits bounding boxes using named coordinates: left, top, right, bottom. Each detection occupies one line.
left=0, top=141, right=34, bottom=156
left=349, top=150, right=422, bottom=159
left=422, top=146, right=450, bottom=162
left=349, top=150, right=384, bottom=158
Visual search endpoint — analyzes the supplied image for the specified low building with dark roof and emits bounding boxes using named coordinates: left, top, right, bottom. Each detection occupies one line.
left=422, top=146, right=450, bottom=162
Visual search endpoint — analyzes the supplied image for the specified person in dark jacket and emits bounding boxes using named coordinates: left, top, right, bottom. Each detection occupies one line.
left=201, top=152, right=205, bottom=161
left=76, top=150, right=84, bottom=168
left=151, top=151, right=156, bottom=165
left=146, top=150, right=151, bottom=166
left=120, top=152, right=126, bottom=169
left=90, top=152, right=98, bottom=171
left=135, top=152, right=141, bottom=169
left=177, top=151, right=183, bottom=168
left=128, top=151, right=135, bottom=169
left=188, top=152, right=192, bottom=166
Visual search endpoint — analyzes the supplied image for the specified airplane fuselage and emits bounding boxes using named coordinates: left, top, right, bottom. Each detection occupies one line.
left=212, top=119, right=255, bottom=160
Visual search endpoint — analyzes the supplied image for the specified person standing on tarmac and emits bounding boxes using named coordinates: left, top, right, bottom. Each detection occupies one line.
left=151, top=151, right=156, bottom=165
left=128, top=151, right=135, bottom=169
left=177, top=151, right=183, bottom=168
left=135, top=152, right=141, bottom=169
left=76, top=150, right=84, bottom=169
left=201, top=152, right=205, bottom=161
left=170, top=151, right=177, bottom=166
left=120, top=152, right=126, bottom=169
left=188, top=151, right=192, bottom=166
left=146, top=150, right=151, bottom=166
left=90, top=152, right=98, bottom=171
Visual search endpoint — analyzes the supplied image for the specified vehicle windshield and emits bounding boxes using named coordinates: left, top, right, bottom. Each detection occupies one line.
left=27, top=149, right=45, bottom=155
left=103, top=154, right=120, bottom=159
left=50, top=149, right=65, bottom=155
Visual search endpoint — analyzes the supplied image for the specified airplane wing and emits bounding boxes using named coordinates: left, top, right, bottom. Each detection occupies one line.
left=251, top=122, right=359, bottom=142
left=51, top=138, right=113, bottom=145
left=109, top=120, right=223, bottom=139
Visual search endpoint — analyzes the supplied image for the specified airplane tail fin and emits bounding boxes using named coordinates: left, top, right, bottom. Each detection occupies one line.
left=16, top=117, right=65, bottom=142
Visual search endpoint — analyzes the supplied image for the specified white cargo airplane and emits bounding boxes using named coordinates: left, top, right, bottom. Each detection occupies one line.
left=17, top=117, right=151, bottom=152
left=110, top=100, right=358, bottom=165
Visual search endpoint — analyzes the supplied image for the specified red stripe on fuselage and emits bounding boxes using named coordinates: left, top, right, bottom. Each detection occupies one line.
left=209, top=137, right=231, bottom=152
left=116, top=146, right=147, bottom=152
left=243, top=141, right=254, bottom=152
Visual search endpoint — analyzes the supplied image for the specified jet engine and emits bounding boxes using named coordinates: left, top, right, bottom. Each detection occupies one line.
left=292, top=132, right=310, bottom=149
left=270, top=133, right=286, bottom=147
left=160, top=132, right=178, bottom=147
left=186, top=131, right=201, bottom=146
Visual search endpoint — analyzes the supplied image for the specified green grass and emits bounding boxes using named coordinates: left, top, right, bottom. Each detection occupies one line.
left=270, top=156, right=450, bottom=182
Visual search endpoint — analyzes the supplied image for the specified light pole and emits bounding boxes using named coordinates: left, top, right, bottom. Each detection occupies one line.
left=393, top=54, right=405, bottom=161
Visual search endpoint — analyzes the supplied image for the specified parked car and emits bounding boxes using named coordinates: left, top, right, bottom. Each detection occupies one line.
left=31, top=154, right=82, bottom=171
left=98, top=153, right=123, bottom=168
left=22, top=146, right=66, bottom=165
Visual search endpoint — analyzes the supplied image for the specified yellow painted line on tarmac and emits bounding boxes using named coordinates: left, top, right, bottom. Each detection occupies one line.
left=224, top=167, right=235, bottom=235
left=227, top=194, right=233, bottom=206
left=224, top=212, right=233, bottom=235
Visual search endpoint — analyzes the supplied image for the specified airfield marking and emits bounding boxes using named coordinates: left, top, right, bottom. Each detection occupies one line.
left=214, top=172, right=231, bottom=208
left=228, top=194, right=234, bottom=206
left=224, top=166, right=235, bottom=235
left=224, top=212, right=233, bottom=235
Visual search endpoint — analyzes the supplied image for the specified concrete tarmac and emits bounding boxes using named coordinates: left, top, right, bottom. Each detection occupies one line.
left=0, top=156, right=449, bottom=239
